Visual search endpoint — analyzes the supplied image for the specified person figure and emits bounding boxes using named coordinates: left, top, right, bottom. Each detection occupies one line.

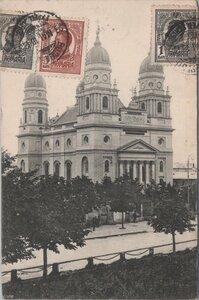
left=132, top=210, right=137, bottom=223
left=92, top=216, right=97, bottom=231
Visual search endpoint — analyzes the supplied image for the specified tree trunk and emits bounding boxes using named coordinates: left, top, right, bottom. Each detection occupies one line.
left=172, top=231, right=176, bottom=253
left=121, top=210, right=125, bottom=229
left=43, top=245, right=48, bottom=279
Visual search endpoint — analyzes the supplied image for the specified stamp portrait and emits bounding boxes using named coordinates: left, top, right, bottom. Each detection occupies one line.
left=154, top=8, right=197, bottom=68
left=39, top=19, right=85, bottom=75
left=0, top=14, right=34, bottom=69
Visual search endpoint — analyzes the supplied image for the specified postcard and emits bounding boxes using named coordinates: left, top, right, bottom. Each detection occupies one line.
left=1, top=0, right=198, bottom=299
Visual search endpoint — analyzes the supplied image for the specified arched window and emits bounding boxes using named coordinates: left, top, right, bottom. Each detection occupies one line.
left=38, top=110, right=43, bottom=124
left=24, top=110, right=27, bottom=123
left=82, top=156, right=89, bottom=176
left=86, top=97, right=90, bottom=110
left=103, top=96, right=108, bottom=109
left=66, top=138, right=71, bottom=148
left=54, top=161, right=60, bottom=177
left=157, top=102, right=162, bottom=113
left=55, top=139, right=60, bottom=147
left=21, top=160, right=25, bottom=172
left=65, top=160, right=72, bottom=180
left=21, top=142, right=25, bottom=150
left=83, top=136, right=89, bottom=145
left=105, top=160, right=110, bottom=173
left=160, top=161, right=164, bottom=172
left=44, top=161, right=49, bottom=176
left=141, top=102, right=145, bottom=110
left=45, top=141, right=49, bottom=149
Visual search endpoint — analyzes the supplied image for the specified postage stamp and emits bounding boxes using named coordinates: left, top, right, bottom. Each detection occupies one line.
left=39, top=19, right=85, bottom=75
left=0, top=10, right=87, bottom=76
left=0, top=13, right=34, bottom=69
left=151, top=6, right=198, bottom=74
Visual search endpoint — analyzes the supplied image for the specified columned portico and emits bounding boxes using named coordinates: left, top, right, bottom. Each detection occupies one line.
left=118, top=159, right=156, bottom=184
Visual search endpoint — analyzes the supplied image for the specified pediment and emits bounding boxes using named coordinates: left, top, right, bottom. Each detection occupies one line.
left=118, top=139, right=159, bottom=153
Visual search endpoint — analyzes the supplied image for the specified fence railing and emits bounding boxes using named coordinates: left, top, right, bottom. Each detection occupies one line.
left=2, top=239, right=197, bottom=284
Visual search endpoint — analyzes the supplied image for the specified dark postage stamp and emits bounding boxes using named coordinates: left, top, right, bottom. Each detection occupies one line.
left=0, top=11, right=86, bottom=75
left=0, top=13, right=34, bottom=69
left=154, top=8, right=198, bottom=73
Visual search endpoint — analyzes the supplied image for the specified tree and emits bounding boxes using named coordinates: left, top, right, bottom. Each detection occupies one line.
left=105, top=175, right=142, bottom=229
left=2, top=150, right=36, bottom=264
left=22, top=175, right=93, bottom=278
left=148, top=187, right=195, bottom=253
left=1, top=148, right=16, bottom=174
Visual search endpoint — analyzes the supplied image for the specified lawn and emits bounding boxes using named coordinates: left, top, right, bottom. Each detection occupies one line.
left=3, top=247, right=197, bottom=299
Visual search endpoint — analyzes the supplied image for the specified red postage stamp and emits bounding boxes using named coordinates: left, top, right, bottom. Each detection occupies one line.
left=39, top=19, right=85, bottom=75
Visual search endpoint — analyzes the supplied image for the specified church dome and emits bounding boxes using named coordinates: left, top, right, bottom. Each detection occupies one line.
left=139, top=53, right=163, bottom=74
left=86, top=28, right=111, bottom=66
left=25, top=73, right=46, bottom=89
left=76, top=80, right=84, bottom=93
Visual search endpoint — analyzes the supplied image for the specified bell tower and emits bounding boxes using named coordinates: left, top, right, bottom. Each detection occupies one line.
left=76, top=27, right=120, bottom=116
left=130, top=53, right=171, bottom=119
left=17, top=73, right=48, bottom=173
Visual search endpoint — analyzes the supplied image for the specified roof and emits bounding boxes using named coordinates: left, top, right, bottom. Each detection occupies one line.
left=139, top=53, right=163, bottom=74
left=86, top=28, right=111, bottom=66
left=118, top=139, right=159, bottom=153
left=53, top=106, right=78, bottom=125
left=25, top=73, right=46, bottom=89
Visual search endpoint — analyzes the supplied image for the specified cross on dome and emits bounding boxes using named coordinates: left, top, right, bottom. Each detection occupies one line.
left=94, top=25, right=101, bottom=46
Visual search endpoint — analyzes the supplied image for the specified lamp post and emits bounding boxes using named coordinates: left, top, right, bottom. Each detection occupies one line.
left=187, top=155, right=194, bottom=208
left=187, top=158, right=190, bottom=208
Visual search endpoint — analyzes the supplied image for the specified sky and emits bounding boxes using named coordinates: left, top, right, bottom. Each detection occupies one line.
left=0, top=0, right=197, bottom=165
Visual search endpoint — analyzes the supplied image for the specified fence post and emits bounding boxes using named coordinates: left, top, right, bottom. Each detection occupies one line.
left=49, top=263, right=59, bottom=277
left=11, top=269, right=18, bottom=283
left=149, top=247, right=154, bottom=255
left=120, top=252, right=126, bottom=262
left=86, top=257, right=94, bottom=268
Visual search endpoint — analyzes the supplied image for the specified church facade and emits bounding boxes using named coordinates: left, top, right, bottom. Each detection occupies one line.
left=17, top=30, right=173, bottom=184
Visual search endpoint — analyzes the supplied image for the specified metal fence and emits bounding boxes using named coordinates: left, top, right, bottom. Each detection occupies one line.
left=2, top=239, right=197, bottom=284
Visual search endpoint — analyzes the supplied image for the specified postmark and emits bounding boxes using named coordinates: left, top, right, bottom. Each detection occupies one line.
left=0, top=10, right=87, bottom=76
left=152, top=7, right=198, bottom=75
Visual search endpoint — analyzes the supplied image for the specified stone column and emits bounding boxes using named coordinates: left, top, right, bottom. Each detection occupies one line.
left=139, top=161, right=143, bottom=183
left=151, top=161, right=155, bottom=181
left=91, top=94, right=93, bottom=112
left=99, top=94, right=102, bottom=112
left=133, top=161, right=137, bottom=180
left=127, top=161, right=130, bottom=176
left=145, top=161, right=149, bottom=184
left=119, top=161, right=123, bottom=176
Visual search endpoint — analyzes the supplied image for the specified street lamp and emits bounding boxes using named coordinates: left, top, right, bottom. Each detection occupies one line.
left=187, top=155, right=195, bottom=208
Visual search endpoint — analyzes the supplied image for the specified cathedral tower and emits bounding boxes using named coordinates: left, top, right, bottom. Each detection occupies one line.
left=17, top=73, right=48, bottom=173
left=130, top=53, right=171, bottom=120
left=76, top=27, right=120, bottom=116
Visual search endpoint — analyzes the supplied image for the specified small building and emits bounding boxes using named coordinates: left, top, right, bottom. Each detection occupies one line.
left=173, top=162, right=197, bottom=187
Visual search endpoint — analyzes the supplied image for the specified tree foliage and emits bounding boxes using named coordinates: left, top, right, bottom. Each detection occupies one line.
left=2, top=150, right=95, bottom=277
left=96, top=175, right=144, bottom=228
left=2, top=151, right=36, bottom=264
left=148, top=186, right=195, bottom=252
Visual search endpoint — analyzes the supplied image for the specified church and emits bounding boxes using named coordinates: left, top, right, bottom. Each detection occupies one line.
left=17, top=29, right=173, bottom=184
